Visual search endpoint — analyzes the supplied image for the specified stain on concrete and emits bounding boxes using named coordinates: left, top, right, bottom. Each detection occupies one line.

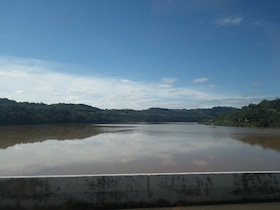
left=0, top=178, right=54, bottom=200
left=0, top=172, right=279, bottom=209
left=232, top=173, right=280, bottom=198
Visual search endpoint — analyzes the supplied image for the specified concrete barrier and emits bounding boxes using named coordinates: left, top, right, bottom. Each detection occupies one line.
left=0, top=172, right=280, bottom=209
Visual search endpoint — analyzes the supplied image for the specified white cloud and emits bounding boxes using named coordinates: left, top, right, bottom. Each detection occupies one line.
left=15, top=90, right=24, bottom=93
left=161, top=77, right=177, bottom=84
left=192, top=77, right=209, bottom=83
left=157, top=77, right=177, bottom=89
left=209, top=97, right=265, bottom=107
left=215, top=15, right=243, bottom=26
left=0, top=57, right=267, bottom=109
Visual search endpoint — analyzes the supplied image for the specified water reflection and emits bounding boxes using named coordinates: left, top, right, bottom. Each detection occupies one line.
left=234, top=135, right=280, bottom=152
left=0, top=123, right=279, bottom=176
left=0, top=124, right=135, bottom=149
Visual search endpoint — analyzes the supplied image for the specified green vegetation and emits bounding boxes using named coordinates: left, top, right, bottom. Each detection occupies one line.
left=207, top=98, right=280, bottom=127
left=1, top=98, right=279, bottom=127
left=0, top=98, right=235, bottom=125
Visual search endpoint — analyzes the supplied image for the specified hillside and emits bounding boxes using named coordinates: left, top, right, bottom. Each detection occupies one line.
left=0, top=98, right=235, bottom=125
left=209, top=98, right=280, bottom=127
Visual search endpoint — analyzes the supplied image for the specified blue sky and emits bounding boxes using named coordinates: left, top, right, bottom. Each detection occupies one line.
left=0, top=0, right=279, bottom=109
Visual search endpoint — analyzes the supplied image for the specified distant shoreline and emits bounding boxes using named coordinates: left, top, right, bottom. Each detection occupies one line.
left=1, top=98, right=280, bottom=128
left=0, top=98, right=235, bottom=125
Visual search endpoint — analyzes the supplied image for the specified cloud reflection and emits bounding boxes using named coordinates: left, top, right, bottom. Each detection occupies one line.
left=0, top=126, right=219, bottom=175
left=1, top=124, right=280, bottom=176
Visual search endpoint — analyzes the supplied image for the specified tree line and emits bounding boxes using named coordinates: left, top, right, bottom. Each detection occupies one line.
left=0, top=98, right=235, bottom=125
left=208, top=98, right=280, bottom=127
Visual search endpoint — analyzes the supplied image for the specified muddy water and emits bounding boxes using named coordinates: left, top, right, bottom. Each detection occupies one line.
left=0, top=123, right=279, bottom=176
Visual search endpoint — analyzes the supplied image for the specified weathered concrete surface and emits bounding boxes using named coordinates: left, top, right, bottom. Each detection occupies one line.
left=125, top=202, right=280, bottom=210
left=0, top=172, right=280, bottom=209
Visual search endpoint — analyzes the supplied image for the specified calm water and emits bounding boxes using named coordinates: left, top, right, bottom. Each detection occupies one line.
left=0, top=123, right=280, bottom=176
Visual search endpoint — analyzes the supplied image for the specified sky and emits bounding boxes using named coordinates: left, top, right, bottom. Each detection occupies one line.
left=0, top=0, right=279, bottom=110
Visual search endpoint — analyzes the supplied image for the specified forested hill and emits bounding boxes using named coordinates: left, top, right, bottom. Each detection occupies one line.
left=209, top=98, right=280, bottom=127
left=0, top=98, right=235, bottom=125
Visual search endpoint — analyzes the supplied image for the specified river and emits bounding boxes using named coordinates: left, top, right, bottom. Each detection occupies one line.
left=0, top=123, right=279, bottom=176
